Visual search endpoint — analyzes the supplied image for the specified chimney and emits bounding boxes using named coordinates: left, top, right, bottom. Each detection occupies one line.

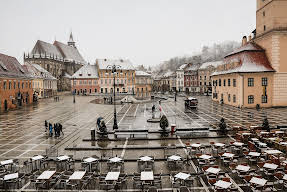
left=242, top=36, right=247, bottom=46
left=248, top=35, right=252, bottom=42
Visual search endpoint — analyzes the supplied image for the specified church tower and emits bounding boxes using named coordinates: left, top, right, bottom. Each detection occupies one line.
left=254, top=0, right=287, bottom=106
left=68, top=32, right=76, bottom=48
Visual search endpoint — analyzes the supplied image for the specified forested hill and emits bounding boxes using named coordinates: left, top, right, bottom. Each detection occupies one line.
left=154, top=41, right=240, bottom=73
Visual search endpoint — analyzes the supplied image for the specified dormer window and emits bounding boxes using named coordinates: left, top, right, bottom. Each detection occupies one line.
left=88, top=74, right=91, bottom=76
left=79, top=74, right=82, bottom=76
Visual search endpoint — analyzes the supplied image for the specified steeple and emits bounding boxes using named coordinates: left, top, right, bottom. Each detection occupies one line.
left=68, top=32, right=76, bottom=48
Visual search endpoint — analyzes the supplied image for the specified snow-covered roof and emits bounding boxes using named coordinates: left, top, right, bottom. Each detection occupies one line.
left=23, top=63, right=57, bottom=80
left=96, top=59, right=135, bottom=70
left=199, top=61, right=223, bottom=70
left=225, top=42, right=263, bottom=58
left=186, top=64, right=200, bottom=71
left=135, top=70, right=151, bottom=77
left=32, top=64, right=57, bottom=80
left=162, top=71, right=175, bottom=78
left=54, top=41, right=86, bottom=64
left=30, top=40, right=86, bottom=65
left=72, top=64, right=99, bottom=79
left=212, top=42, right=274, bottom=76
left=177, top=64, right=187, bottom=70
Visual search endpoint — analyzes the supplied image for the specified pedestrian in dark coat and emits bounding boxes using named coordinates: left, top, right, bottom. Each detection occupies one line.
left=49, top=123, right=53, bottom=137
left=59, top=123, right=64, bottom=135
left=45, top=120, right=48, bottom=132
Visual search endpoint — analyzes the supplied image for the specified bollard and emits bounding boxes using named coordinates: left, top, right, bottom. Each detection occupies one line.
left=171, top=124, right=176, bottom=135
left=91, top=128, right=95, bottom=140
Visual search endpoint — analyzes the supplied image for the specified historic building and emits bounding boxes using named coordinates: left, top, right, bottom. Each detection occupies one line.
left=71, top=64, right=100, bottom=95
left=95, top=59, right=136, bottom=94
left=23, top=62, right=57, bottom=99
left=212, top=0, right=287, bottom=108
left=253, top=0, right=287, bottom=107
left=24, top=33, right=86, bottom=91
left=198, top=61, right=222, bottom=94
left=0, top=53, right=33, bottom=112
left=135, top=71, right=153, bottom=99
left=184, top=64, right=200, bottom=94
left=176, top=64, right=187, bottom=92
left=211, top=41, right=274, bottom=108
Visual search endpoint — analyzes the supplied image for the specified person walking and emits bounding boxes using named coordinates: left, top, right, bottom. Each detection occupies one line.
left=59, top=123, right=64, bottom=136
left=45, top=120, right=48, bottom=132
left=53, top=124, right=57, bottom=137
left=49, top=123, right=53, bottom=137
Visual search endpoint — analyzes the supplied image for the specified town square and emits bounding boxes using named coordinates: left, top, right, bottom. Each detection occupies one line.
left=1, top=0, right=287, bottom=191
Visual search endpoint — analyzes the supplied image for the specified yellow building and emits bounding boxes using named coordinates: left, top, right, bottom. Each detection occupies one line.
left=212, top=0, right=287, bottom=108
left=135, top=71, right=153, bottom=99
left=95, top=59, right=135, bottom=94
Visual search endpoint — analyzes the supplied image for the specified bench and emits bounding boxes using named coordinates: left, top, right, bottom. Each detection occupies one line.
left=114, top=129, right=149, bottom=138
left=176, top=128, right=209, bottom=135
left=278, top=125, right=287, bottom=130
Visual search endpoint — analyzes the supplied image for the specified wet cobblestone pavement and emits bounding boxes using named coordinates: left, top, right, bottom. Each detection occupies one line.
left=1, top=95, right=287, bottom=191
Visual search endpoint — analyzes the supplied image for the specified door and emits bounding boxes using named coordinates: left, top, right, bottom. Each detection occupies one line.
left=4, top=100, right=8, bottom=111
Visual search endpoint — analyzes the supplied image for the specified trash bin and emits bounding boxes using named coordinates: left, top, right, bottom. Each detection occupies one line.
left=91, top=128, right=95, bottom=140
left=171, top=124, right=176, bottom=135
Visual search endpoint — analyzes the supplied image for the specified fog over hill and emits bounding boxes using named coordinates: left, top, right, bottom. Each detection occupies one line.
left=154, top=41, right=240, bottom=74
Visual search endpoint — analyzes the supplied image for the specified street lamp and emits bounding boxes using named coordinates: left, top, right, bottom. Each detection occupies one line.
left=107, top=64, right=122, bottom=130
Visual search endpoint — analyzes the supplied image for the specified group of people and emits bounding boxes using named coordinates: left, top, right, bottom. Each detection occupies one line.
left=45, top=120, right=64, bottom=137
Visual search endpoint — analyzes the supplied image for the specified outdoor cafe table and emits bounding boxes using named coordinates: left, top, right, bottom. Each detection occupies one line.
left=214, top=143, right=225, bottom=147
left=83, top=157, right=98, bottom=171
left=174, top=172, right=191, bottom=180
left=139, top=156, right=153, bottom=162
left=37, top=171, right=56, bottom=180
left=283, top=174, right=287, bottom=181
left=264, top=149, right=283, bottom=155
left=263, top=163, right=278, bottom=170
left=257, top=142, right=267, bottom=147
left=233, top=142, right=244, bottom=147
left=31, top=155, right=44, bottom=170
left=206, top=167, right=220, bottom=174
left=222, top=153, right=234, bottom=158
left=190, top=143, right=201, bottom=148
left=199, top=154, right=212, bottom=160
left=141, top=171, right=154, bottom=181
left=69, top=171, right=86, bottom=180
left=236, top=165, right=250, bottom=172
left=250, top=177, right=267, bottom=186
left=4, top=173, right=18, bottom=181
left=105, top=172, right=120, bottom=181
left=280, top=142, right=287, bottom=146
left=168, top=155, right=181, bottom=161
left=109, top=157, right=123, bottom=163
left=251, top=138, right=259, bottom=141
left=214, top=180, right=232, bottom=189
left=0, top=159, right=13, bottom=166
left=57, top=155, right=70, bottom=161
left=248, top=152, right=261, bottom=157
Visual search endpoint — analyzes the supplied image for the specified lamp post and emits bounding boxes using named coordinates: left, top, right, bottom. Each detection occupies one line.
left=107, top=64, right=121, bottom=130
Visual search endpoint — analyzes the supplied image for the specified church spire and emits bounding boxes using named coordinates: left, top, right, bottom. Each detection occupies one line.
left=68, top=32, right=76, bottom=48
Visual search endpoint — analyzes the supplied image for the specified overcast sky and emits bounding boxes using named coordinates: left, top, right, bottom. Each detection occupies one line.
left=0, top=0, right=256, bottom=67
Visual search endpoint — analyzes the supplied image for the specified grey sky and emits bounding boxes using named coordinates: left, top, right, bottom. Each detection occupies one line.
left=0, top=0, right=256, bottom=67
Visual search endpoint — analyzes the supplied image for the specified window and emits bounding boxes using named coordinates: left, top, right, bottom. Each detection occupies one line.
left=248, top=95, right=254, bottom=104
left=9, top=82, right=11, bottom=89
left=233, top=79, right=236, bottom=87
left=264, top=25, right=266, bottom=31
left=262, top=95, right=268, bottom=103
left=262, top=77, right=268, bottom=86
left=14, top=82, right=16, bottom=89
left=22, top=82, right=24, bottom=89
left=228, top=79, right=231, bottom=86
left=223, top=79, right=226, bottom=86
left=263, top=11, right=265, bottom=17
left=233, top=95, right=236, bottom=103
left=219, top=79, right=221, bottom=86
left=95, top=89, right=97, bottom=93
left=248, top=78, right=254, bottom=87
left=3, top=81, right=6, bottom=89
left=228, top=94, right=231, bottom=102
left=101, top=88, right=103, bottom=93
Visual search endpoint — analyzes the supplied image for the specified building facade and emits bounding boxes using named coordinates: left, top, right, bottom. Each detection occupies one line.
left=24, top=63, right=57, bottom=99
left=176, top=64, right=186, bottom=92
left=211, top=42, right=275, bottom=108
left=0, top=53, right=33, bottom=112
left=95, top=59, right=136, bottom=94
left=253, top=0, right=287, bottom=107
left=198, top=61, right=222, bottom=94
left=71, top=64, right=100, bottom=95
left=184, top=64, right=200, bottom=94
left=24, top=33, right=86, bottom=91
left=135, top=71, right=153, bottom=99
